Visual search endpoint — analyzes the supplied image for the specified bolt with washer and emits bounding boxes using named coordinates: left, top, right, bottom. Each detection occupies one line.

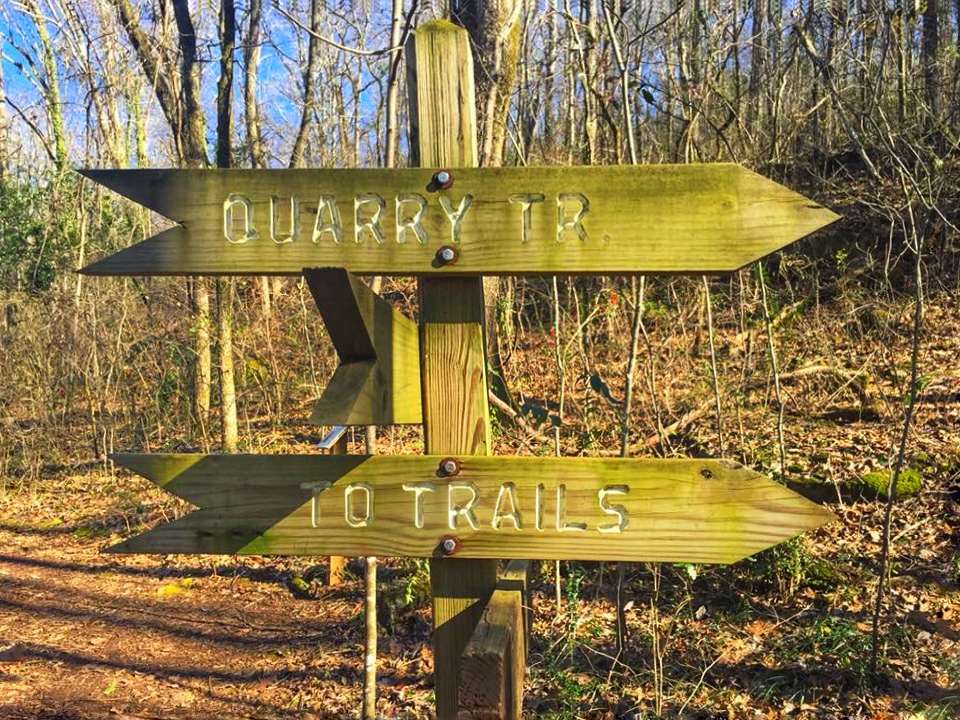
left=435, top=246, right=459, bottom=266
left=439, top=535, right=461, bottom=556
left=432, top=170, right=453, bottom=189
left=438, top=457, right=461, bottom=476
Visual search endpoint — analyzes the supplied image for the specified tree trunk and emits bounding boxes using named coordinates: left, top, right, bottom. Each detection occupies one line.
left=244, top=0, right=267, bottom=170
left=289, top=0, right=323, bottom=169
left=243, top=0, right=272, bottom=314
left=582, top=0, right=599, bottom=165
left=173, top=1, right=212, bottom=437
left=0, top=51, right=8, bottom=179
left=748, top=0, right=766, bottom=133
left=384, top=0, right=405, bottom=169
left=451, top=0, right=522, bottom=406
left=24, top=0, right=68, bottom=172
left=217, top=279, right=238, bottom=453
left=451, top=0, right=522, bottom=167
left=217, top=0, right=236, bottom=169
left=171, top=0, right=209, bottom=168
left=921, top=0, right=940, bottom=133
left=130, top=80, right=147, bottom=168
left=217, top=0, right=239, bottom=453
left=190, top=280, right=212, bottom=443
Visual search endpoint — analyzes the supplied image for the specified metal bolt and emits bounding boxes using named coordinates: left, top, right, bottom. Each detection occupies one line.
left=435, top=245, right=458, bottom=266
left=432, top=170, right=453, bottom=189
left=439, top=535, right=461, bottom=556
left=439, top=457, right=461, bottom=476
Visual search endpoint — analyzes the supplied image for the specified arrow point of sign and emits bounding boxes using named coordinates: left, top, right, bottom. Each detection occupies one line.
left=731, top=167, right=841, bottom=270
left=305, top=268, right=422, bottom=425
left=707, top=463, right=837, bottom=563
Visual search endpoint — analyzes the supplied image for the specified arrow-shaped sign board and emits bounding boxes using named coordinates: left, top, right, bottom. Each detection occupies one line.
left=79, top=165, right=838, bottom=276
left=109, top=454, right=834, bottom=564
left=304, top=268, right=422, bottom=425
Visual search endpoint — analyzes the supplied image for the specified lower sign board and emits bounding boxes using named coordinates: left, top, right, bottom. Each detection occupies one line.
left=109, top=454, right=833, bottom=563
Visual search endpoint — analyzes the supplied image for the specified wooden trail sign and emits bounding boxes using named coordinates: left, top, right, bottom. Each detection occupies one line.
left=304, top=268, right=421, bottom=425
left=107, top=453, right=833, bottom=564
left=80, top=19, right=841, bottom=720
left=78, top=165, right=838, bottom=276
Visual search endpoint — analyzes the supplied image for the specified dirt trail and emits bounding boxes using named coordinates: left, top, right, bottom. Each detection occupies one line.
left=0, top=528, right=429, bottom=719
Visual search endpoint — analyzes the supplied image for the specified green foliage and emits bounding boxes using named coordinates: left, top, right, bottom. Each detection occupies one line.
left=401, top=558, right=431, bottom=607
left=785, top=613, right=908, bottom=677
left=534, top=663, right=604, bottom=720
left=0, top=177, right=73, bottom=294
left=156, top=369, right=181, bottom=417
left=0, top=174, right=138, bottom=295
left=793, top=615, right=870, bottom=669
left=745, top=537, right=810, bottom=596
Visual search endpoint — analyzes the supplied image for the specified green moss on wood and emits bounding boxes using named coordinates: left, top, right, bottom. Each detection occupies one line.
left=417, top=18, right=460, bottom=34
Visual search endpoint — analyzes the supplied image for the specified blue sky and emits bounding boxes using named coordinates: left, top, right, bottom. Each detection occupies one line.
left=0, top=0, right=408, bottom=171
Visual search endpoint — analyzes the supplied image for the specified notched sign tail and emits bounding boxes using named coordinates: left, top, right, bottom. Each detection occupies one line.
left=105, top=453, right=367, bottom=555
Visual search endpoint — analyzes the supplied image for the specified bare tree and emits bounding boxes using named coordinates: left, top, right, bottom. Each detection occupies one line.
left=11, top=0, right=68, bottom=171
left=451, top=0, right=522, bottom=406
left=922, top=0, right=941, bottom=136
left=244, top=0, right=268, bottom=170
left=0, top=46, right=8, bottom=179
left=106, top=0, right=212, bottom=440
left=217, top=0, right=239, bottom=453
left=289, top=0, right=324, bottom=169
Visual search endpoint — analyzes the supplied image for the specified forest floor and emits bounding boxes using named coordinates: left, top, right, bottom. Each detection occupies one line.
left=1, top=283, right=959, bottom=719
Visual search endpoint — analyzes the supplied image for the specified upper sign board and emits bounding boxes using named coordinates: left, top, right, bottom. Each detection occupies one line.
left=79, top=165, right=839, bottom=276
left=108, top=453, right=834, bottom=563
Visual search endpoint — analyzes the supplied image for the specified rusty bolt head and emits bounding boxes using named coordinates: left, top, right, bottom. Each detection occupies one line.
left=432, top=170, right=453, bottom=189
left=439, top=457, right=461, bottom=477
left=435, top=245, right=459, bottom=266
left=439, top=536, right=461, bottom=556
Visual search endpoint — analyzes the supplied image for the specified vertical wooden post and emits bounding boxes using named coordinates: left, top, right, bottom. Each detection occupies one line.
left=327, top=432, right=348, bottom=586
left=406, top=20, right=498, bottom=719
left=459, top=560, right=533, bottom=719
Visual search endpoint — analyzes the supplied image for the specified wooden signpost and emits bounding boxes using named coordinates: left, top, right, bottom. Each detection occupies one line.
left=80, top=19, right=839, bottom=720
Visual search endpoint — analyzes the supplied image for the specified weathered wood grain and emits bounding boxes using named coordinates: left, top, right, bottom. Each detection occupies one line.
left=459, top=560, right=533, bottom=720
left=406, top=20, right=498, bottom=720
left=107, top=454, right=835, bottom=563
left=77, top=164, right=839, bottom=276
left=326, top=430, right=348, bottom=587
left=304, top=268, right=421, bottom=425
